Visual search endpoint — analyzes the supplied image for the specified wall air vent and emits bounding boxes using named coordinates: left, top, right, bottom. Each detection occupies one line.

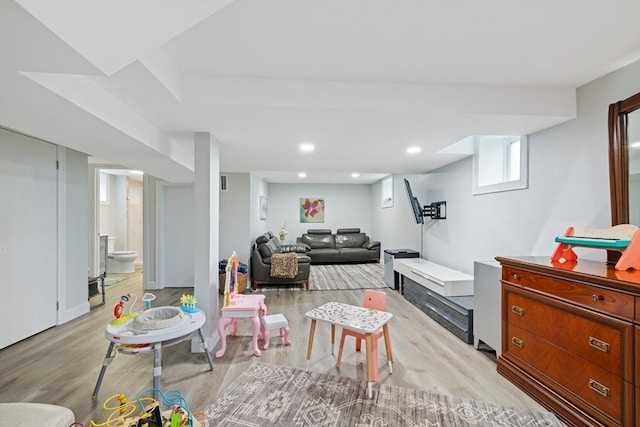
left=220, top=175, right=228, bottom=191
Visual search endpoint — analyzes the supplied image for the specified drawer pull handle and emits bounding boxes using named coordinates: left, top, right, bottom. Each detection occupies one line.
left=511, top=305, right=525, bottom=316
left=588, top=336, right=610, bottom=353
left=591, top=294, right=603, bottom=302
left=512, top=273, right=521, bottom=281
left=588, top=379, right=610, bottom=397
left=511, top=337, right=524, bottom=349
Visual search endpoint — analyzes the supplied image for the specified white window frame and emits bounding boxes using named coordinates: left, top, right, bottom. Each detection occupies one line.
left=472, top=135, right=528, bottom=195
left=99, top=172, right=110, bottom=205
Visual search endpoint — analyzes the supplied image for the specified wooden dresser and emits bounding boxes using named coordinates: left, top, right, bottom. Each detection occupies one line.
left=495, top=256, right=639, bottom=427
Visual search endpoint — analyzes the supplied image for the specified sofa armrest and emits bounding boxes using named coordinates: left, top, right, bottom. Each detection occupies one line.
left=282, top=243, right=310, bottom=253
left=365, top=240, right=380, bottom=250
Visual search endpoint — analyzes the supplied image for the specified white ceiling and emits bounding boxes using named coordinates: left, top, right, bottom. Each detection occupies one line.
left=1, top=0, right=640, bottom=184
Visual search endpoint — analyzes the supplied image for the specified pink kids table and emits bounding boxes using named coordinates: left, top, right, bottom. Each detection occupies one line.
left=305, top=301, right=393, bottom=398
left=215, top=294, right=266, bottom=357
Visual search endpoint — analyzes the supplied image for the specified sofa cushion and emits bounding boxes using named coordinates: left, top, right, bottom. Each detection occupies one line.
left=292, top=253, right=311, bottom=264
left=339, top=247, right=378, bottom=262
left=335, top=232, right=368, bottom=248
left=307, top=229, right=332, bottom=234
left=306, top=248, right=341, bottom=263
left=282, top=243, right=310, bottom=253
left=255, top=234, right=270, bottom=245
left=301, top=233, right=335, bottom=248
left=336, top=228, right=361, bottom=234
left=258, top=238, right=280, bottom=258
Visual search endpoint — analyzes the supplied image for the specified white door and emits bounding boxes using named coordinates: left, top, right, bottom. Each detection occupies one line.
left=0, top=129, right=57, bottom=349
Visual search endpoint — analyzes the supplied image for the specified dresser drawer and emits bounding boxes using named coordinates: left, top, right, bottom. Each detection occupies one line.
left=505, top=323, right=625, bottom=423
left=503, top=267, right=635, bottom=320
left=504, top=287, right=633, bottom=379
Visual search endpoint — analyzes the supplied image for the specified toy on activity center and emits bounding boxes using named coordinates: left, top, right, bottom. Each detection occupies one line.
left=111, top=293, right=138, bottom=325
left=179, top=294, right=199, bottom=313
left=88, top=388, right=206, bottom=427
left=142, top=293, right=156, bottom=310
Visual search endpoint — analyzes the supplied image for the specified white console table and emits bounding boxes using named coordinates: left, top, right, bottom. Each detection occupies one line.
left=394, top=258, right=475, bottom=343
left=393, top=258, right=473, bottom=296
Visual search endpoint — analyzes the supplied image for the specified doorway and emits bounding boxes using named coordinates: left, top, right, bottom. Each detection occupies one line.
left=93, top=168, right=144, bottom=279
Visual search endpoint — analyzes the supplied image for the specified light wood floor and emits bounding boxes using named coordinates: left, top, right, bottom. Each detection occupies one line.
left=0, top=271, right=550, bottom=424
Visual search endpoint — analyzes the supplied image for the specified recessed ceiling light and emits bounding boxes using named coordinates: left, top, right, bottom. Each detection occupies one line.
left=298, top=172, right=307, bottom=178
left=352, top=173, right=360, bottom=178
left=407, top=146, right=421, bottom=154
left=300, top=143, right=315, bottom=152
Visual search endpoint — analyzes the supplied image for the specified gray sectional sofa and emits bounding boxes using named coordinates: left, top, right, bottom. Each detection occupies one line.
left=251, top=231, right=311, bottom=289
left=296, top=228, right=380, bottom=264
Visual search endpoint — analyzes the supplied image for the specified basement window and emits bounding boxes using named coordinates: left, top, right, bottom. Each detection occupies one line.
left=472, top=135, right=528, bottom=195
left=99, top=172, right=109, bottom=205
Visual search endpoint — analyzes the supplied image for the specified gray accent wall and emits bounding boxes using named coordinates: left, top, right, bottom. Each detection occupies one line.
left=266, top=183, right=374, bottom=242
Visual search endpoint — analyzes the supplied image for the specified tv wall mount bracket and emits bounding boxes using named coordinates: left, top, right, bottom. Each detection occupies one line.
left=423, top=201, right=447, bottom=220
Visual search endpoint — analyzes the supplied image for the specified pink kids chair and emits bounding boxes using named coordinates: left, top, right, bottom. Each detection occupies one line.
left=336, top=290, right=391, bottom=381
left=259, top=303, right=291, bottom=349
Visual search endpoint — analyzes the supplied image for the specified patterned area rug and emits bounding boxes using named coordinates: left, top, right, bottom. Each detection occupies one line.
left=309, top=263, right=388, bottom=291
left=205, top=362, right=563, bottom=426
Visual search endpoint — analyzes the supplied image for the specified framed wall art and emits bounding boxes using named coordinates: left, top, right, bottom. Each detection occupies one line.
left=260, top=196, right=268, bottom=220
left=300, top=198, right=325, bottom=223
left=381, top=175, right=393, bottom=208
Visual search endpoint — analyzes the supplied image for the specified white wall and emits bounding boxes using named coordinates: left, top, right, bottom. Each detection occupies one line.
left=220, top=173, right=251, bottom=265
left=112, top=176, right=128, bottom=250
left=371, top=174, right=425, bottom=257
left=60, top=147, right=89, bottom=319
left=151, top=173, right=253, bottom=288
left=373, top=59, right=640, bottom=275
left=250, top=175, right=270, bottom=241
left=266, top=183, right=373, bottom=240
left=158, top=183, right=196, bottom=286
left=99, top=174, right=127, bottom=250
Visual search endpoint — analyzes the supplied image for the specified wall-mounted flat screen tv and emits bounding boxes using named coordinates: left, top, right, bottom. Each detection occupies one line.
left=404, top=178, right=424, bottom=224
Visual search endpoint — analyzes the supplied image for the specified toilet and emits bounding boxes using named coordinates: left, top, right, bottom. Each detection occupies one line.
left=107, top=236, right=137, bottom=274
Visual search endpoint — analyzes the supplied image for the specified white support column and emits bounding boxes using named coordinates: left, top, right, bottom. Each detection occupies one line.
left=191, top=132, right=220, bottom=353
